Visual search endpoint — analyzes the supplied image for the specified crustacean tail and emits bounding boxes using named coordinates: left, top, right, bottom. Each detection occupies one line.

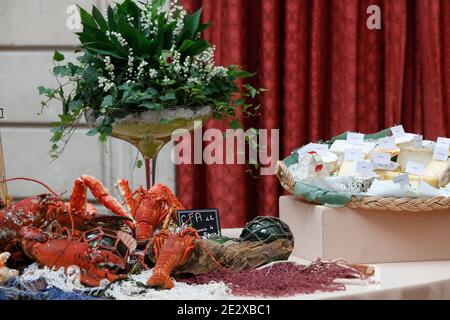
left=147, top=268, right=174, bottom=289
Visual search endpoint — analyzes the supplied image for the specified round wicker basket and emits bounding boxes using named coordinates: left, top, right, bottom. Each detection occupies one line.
left=275, top=160, right=450, bottom=212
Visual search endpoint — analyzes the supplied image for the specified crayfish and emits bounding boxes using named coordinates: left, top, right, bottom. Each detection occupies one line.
left=20, top=226, right=136, bottom=287
left=145, top=227, right=228, bottom=290
left=116, top=180, right=185, bottom=244
left=146, top=228, right=199, bottom=289
left=0, top=176, right=133, bottom=259
left=0, top=175, right=196, bottom=287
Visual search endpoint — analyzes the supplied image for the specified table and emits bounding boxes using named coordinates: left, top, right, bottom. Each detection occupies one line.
left=223, top=229, right=450, bottom=300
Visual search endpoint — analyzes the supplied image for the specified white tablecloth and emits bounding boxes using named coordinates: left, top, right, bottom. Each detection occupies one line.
left=223, top=229, right=450, bottom=300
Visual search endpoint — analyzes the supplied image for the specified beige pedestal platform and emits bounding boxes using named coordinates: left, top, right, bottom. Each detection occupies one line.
left=280, top=196, right=450, bottom=264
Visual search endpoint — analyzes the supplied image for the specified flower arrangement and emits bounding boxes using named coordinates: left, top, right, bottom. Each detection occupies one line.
left=39, top=0, right=264, bottom=158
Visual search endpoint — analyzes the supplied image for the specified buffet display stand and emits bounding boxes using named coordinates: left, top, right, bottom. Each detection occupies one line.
left=280, top=196, right=450, bottom=263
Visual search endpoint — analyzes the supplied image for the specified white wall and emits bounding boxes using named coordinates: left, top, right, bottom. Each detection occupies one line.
left=0, top=0, right=175, bottom=200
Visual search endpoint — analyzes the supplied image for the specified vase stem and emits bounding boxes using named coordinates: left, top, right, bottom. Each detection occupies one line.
left=144, top=158, right=156, bottom=189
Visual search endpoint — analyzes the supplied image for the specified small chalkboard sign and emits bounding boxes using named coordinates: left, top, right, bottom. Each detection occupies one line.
left=176, top=209, right=221, bottom=238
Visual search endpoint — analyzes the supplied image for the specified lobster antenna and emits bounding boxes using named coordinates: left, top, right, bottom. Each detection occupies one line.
left=68, top=211, right=75, bottom=240
left=0, top=177, right=59, bottom=197
left=179, top=222, right=231, bottom=273
left=180, top=220, right=232, bottom=272
left=193, top=232, right=232, bottom=273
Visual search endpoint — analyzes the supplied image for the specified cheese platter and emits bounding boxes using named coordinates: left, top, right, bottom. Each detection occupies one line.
left=276, top=127, right=450, bottom=212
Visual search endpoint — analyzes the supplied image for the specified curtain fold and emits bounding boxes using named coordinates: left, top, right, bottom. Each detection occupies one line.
left=178, top=0, right=450, bottom=228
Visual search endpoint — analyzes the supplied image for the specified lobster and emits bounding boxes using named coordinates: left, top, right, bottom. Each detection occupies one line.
left=116, top=180, right=185, bottom=244
left=0, top=176, right=134, bottom=256
left=146, top=228, right=199, bottom=289
left=0, top=175, right=188, bottom=287
left=20, top=226, right=136, bottom=287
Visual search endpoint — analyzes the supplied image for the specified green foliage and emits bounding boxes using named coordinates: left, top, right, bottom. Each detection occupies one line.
left=39, top=0, right=264, bottom=158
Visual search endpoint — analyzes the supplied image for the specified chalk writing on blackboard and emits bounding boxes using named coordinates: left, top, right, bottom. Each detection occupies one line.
left=176, top=209, right=221, bottom=238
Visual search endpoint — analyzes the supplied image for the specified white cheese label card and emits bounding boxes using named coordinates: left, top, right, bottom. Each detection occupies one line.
left=433, top=147, right=449, bottom=161
left=347, top=132, right=365, bottom=145
left=405, top=161, right=425, bottom=176
left=298, top=143, right=329, bottom=156
left=372, top=152, right=391, bottom=165
left=377, top=137, right=396, bottom=150
left=393, top=173, right=410, bottom=187
left=436, top=137, right=450, bottom=150
left=344, top=148, right=363, bottom=161
left=354, top=160, right=374, bottom=176
left=412, top=135, right=423, bottom=148
left=391, top=125, right=406, bottom=138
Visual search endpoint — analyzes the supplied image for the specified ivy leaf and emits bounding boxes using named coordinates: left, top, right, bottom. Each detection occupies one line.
left=50, top=144, right=59, bottom=158
left=68, top=100, right=84, bottom=111
left=50, top=131, right=63, bottom=143
left=50, top=126, right=64, bottom=134
left=245, top=84, right=257, bottom=98
left=53, top=51, right=65, bottom=62
left=83, top=65, right=99, bottom=85
left=159, top=92, right=176, bottom=101
left=101, top=95, right=114, bottom=108
left=101, top=115, right=115, bottom=126
left=59, top=114, right=74, bottom=124
left=53, top=66, right=72, bottom=77
left=86, top=128, right=98, bottom=136
left=38, top=86, right=56, bottom=97
left=140, top=87, right=157, bottom=100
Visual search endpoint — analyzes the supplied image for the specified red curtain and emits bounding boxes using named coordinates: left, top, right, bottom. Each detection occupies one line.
left=177, top=0, right=450, bottom=228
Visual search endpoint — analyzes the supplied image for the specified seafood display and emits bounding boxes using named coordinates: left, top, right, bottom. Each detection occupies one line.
left=20, top=226, right=134, bottom=287
left=0, top=176, right=196, bottom=288
left=0, top=175, right=300, bottom=297
left=0, top=177, right=131, bottom=258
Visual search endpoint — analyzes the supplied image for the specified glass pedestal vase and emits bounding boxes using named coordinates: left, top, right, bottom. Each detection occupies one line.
left=86, top=105, right=212, bottom=189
